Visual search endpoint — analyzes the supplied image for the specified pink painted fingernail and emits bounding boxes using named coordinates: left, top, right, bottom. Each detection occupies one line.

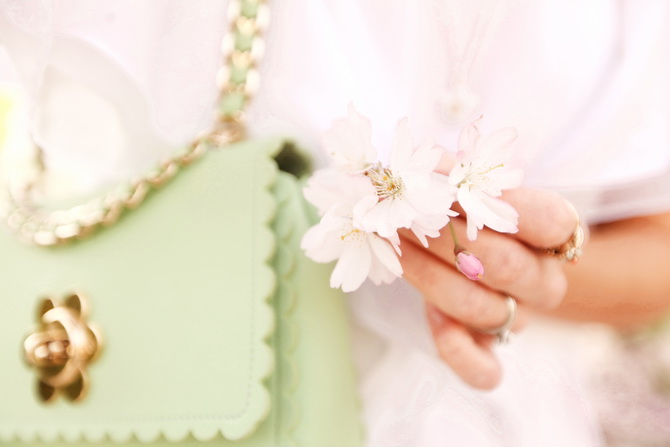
left=455, top=250, right=484, bottom=281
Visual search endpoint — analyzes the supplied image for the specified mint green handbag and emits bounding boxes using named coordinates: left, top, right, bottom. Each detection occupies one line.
left=0, top=1, right=362, bottom=445
left=0, top=137, right=362, bottom=446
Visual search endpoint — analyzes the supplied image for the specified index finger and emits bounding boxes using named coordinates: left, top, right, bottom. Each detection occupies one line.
left=502, top=188, right=580, bottom=250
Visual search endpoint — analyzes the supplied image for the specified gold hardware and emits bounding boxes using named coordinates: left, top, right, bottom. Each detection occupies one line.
left=24, top=292, right=103, bottom=403
left=208, top=118, right=246, bottom=147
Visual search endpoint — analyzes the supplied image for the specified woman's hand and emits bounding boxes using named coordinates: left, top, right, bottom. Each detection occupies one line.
left=399, top=187, right=580, bottom=389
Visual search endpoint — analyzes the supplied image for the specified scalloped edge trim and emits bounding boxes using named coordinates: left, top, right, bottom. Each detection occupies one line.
left=0, top=138, right=285, bottom=445
left=271, top=172, right=301, bottom=447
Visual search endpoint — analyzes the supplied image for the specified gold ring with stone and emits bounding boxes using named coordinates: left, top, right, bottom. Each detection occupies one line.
left=547, top=221, right=585, bottom=264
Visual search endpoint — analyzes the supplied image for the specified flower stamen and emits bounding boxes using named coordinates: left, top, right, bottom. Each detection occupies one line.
left=340, top=228, right=362, bottom=241
left=459, top=163, right=505, bottom=188
left=365, top=162, right=405, bottom=200
left=481, top=163, right=504, bottom=174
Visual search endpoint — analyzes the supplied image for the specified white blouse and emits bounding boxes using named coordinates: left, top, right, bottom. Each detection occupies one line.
left=2, top=1, right=670, bottom=445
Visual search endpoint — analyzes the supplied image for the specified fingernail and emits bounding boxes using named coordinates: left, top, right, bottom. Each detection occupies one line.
left=562, top=199, right=589, bottom=245
left=474, top=371, right=500, bottom=390
left=563, top=200, right=583, bottom=233
left=563, top=199, right=579, bottom=221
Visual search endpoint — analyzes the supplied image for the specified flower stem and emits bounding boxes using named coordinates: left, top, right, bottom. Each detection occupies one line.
left=448, top=221, right=463, bottom=253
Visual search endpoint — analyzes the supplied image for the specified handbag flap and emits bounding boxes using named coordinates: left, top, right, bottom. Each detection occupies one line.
left=0, top=138, right=285, bottom=443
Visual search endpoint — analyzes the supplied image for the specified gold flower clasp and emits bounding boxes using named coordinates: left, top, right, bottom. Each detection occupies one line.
left=23, top=292, right=102, bottom=402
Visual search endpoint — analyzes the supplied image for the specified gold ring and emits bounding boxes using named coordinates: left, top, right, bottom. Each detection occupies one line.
left=483, top=296, right=517, bottom=344
left=547, top=221, right=584, bottom=264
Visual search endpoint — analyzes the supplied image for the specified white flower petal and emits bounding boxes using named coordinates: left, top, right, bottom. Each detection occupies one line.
left=403, top=171, right=432, bottom=191
left=387, top=232, right=402, bottom=255
left=448, top=162, right=467, bottom=186
left=321, top=105, right=377, bottom=172
left=303, top=169, right=347, bottom=215
left=479, top=126, right=518, bottom=158
left=343, top=175, right=378, bottom=206
left=458, top=117, right=482, bottom=153
left=490, top=167, right=524, bottom=191
left=466, top=218, right=480, bottom=243
left=360, top=198, right=415, bottom=238
left=304, top=168, right=377, bottom=219
left=330, top=241, right=372, bottom=292
left=479, top=194, right=519, bottom=234
left=390, top=117, right=414, bottom=169
left=457, top=187, right=487, bottom=241
left=405, top=173, right=457, bottom=216
left=385, top=199, right=416, bottom=233
left=300, top=217, right=345, bottom=262
left=411, top=213, right=451, bottom=247
left=368, top=235, right=403, bottom=278
left=457, top=186, right=519, bottom=240
left=405, top=140, right=442, bottom=174
left=347, top=105, right=378, bottom=162
left=371, top=237, right=403, bottom=277
left=351, top=193, right=380, bottom=229
left=367, top=262, right=399, bottom=286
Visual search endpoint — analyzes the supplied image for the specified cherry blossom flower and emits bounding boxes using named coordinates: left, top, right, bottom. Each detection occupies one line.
left=300, top=205, right=402, bottom=292
left=301, top=108, right=522, bottom=292
left=321, top=104, right=377, bottom=173
left=303, top=169, right=375, bottom=217
left=448, top=118, right=524, bottom=241
left=302, top=171, right=402, bottom=292
left=355, top=118, right=458, bottom=246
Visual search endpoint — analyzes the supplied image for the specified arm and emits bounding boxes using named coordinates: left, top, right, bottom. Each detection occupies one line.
left=552, top=211, right=670, bottom=329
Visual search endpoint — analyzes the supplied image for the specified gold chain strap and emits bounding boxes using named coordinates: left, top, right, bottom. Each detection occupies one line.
left=0, top=0, right=269, bottom=247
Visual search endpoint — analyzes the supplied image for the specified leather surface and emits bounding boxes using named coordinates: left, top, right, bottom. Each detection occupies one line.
left=0, top=137, right=362, bottom=445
